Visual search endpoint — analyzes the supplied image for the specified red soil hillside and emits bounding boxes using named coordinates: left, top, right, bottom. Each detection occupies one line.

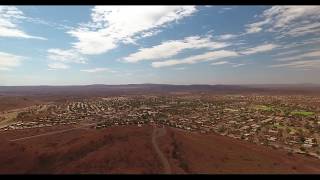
left=0, top=125, right=319, bottom=174
left=159, top=128, right=320, bottom=173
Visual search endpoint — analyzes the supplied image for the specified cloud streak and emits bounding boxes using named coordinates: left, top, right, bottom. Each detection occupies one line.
left=245, top=6, right=320, bottom=37
left=240, top=44, right=278, bottom=55
left=68, top=6, right=197, bottom=55
left=47, top=49, right=87, bottom=64
left=0, top=6, right=46, bottom=40
left=123, top=35, right=229, bottom=63
left=48, top=62, right=69, bottom=70
left=270, top=60, right=320, bottom=69
left=217, top=34, right=238, bottom=40
left=275, top=50, right=320, bottom=61
left=0, top=51, right=23, bottom=71
left=80, top=67, right=116, bottom=73
left=211, top=61, right=230, bottom=66
left=152, top=50, right=239, bottom=68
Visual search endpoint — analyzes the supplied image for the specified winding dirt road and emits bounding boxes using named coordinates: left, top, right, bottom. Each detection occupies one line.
left=152, top=125, right=171, bottom=174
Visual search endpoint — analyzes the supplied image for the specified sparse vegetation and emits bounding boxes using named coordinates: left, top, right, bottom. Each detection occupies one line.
left=254, top=105, right=274, bottom=111
left=290, top=111, right=314, bottom=117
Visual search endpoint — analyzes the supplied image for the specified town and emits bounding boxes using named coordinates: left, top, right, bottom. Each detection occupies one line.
left=1, top=94, right=320, bottom=160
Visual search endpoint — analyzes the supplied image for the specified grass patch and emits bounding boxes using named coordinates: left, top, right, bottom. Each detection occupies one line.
left=290, top=111, right=314, bottom=117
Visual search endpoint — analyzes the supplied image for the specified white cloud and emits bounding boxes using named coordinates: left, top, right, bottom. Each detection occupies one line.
left=211, top=61, right=245, bottom=67
left=152, top=60, right=183, bottom=68
left=273, top=49, right=302, bottom=57
left=0, top=27, right=46, bottom=40
left=218, top=7, right=235, bottom=14
left=138, top=42, right=277, bottom=68
left=67, top=30, right=117, bottom=55
left=24, top=17, right=73, bottom=31
left=240, top=43, right=278, bottom=55
left=80, top=67, right=116, bottom=73
left=173, top=67, right=186, bottom=70
left=232, top=63, right=245, bottom=67
left=271, top=49, right=320, bottom=69
left=245, top=19, right=270, bottom=34
left=270, top=60, right=320, bottom=69
left=138, top=29, right=162, bottom=38
left=152, top=50, right=239, bottom=68
left=245, top=6, right=320, bottom=37
left=47, top=49, right=86, bottom=64
left=276, top=50, right=320, bottom=61
left=217, top=34, right=238, bottom=40
left=123, top=35, right=229, bottom=63
left=263, top=6, right=320, bottom=28
left=46, top=48, right=87, bottom=72
left=48, top=62, right=69, bottom=70
left=285, top=22, right=320, bottom=37
left=246, top=26, right=262, bottom=34
left=211, top=61, right=229, bottom=65
left=0, top=6, right=46, bottom=40
left=302, top=51, right=320, bottom=58
left=68, top=6, right=197, bottom=55
left=0, top=51, right=23, bottom=70
left=276, top=37, right=320, bottom=51
left=0, top=67, right=11, bottom=71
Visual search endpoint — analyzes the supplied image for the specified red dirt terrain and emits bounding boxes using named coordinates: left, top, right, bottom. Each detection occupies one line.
left=159, top=128, right=320, bottom=173
left=0, top=125, right=320, bottom=174
left=0, top=96, right=43, bottom=112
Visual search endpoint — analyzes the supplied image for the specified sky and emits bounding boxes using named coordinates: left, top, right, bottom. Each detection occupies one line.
left=1, top=5, right=320, bottom=85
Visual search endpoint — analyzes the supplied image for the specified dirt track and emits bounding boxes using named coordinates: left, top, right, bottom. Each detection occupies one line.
left=8, top=123, right=96, bottom=142
left=8, top=125, right=91, bottom=142
left=152, top=126, right=171, bottom=174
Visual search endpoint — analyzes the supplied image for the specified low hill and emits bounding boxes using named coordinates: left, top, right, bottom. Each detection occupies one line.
left=0, top=125, right=319, bottom=174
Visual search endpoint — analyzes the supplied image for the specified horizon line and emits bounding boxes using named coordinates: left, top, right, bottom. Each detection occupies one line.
left=0, top=83, right=320, bottom=87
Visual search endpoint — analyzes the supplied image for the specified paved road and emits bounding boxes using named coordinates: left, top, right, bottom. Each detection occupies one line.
left=152, top=125, right=172, bottom=174
left=9, top=123, right=95, bottom=142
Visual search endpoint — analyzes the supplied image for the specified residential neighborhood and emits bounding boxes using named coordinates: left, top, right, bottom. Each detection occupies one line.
left=1, top=94, right=320, bottom=160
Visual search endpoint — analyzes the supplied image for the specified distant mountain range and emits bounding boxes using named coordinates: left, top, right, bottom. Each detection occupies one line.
left=0, top=84, right=320, bottom=96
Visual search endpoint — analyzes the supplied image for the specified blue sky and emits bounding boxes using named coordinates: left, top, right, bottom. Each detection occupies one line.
left=1, top=5, right=320, bottom=85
